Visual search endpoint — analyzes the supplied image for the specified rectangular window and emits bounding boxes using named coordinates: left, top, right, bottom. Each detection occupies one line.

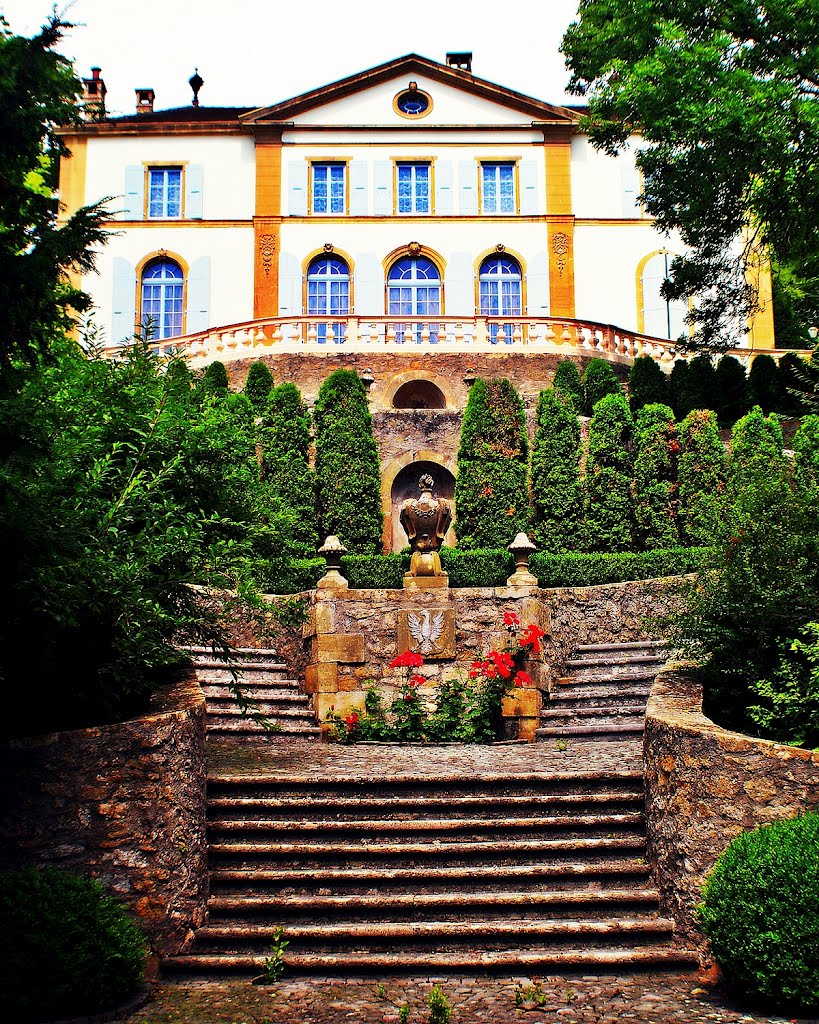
left=396, top=163, right=431, bottom=214
left=147, top=167, right=182, bottom=218
left=481, top=162, right=516, bottom=214
left=311, top=163, right=346, bottom=214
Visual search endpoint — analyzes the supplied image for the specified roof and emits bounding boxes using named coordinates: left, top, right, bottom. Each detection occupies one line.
left=104, top=106, right=253, bottom=125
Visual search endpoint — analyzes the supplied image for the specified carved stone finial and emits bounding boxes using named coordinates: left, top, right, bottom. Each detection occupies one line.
left=495, top=243, right=506, bottom=253
left=323, top=242, right=334, bottom=252
left=407, top=241, right=422, bottom=256
left=317, top=535, right=348, bottom=590
left=507, top=531, right=538, bottom=588
left=189, top=69, right=204, bottom=108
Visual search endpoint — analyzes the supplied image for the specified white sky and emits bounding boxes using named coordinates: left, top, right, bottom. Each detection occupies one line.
left=0, top=0, right=582, bottom=117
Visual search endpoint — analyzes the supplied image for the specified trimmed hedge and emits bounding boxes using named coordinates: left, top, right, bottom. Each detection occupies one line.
left=530, top=546, right=717, bottom=589
left=243, top=360, right=274, bottom=414
left=439, top=546, right=513, bottom=587
left=530, top=388, right=583, bottom=553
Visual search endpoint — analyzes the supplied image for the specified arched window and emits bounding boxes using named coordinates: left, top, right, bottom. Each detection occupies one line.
left=387, top=256, right=441, bottom=343
left=641, top=251, right=688, bottom=340
left=479, top=255, right=522, bottom=344
left=307, top=255, right=349, bottom=343
left=140, top=258, right=184, bottom=340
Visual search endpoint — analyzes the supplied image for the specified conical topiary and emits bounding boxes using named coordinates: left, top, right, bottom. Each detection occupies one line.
left=530, top=388, right=582, bottom=553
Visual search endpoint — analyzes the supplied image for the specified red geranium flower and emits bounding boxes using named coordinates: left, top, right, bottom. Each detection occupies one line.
left=390, top=650, right=424, bottom=669
left=514, top=670, right=532, bottom=687
left=409, top=674, right=426, bottom=688
left=503, top=611, right=520, bottom=628
left=519, top=624, right=546, bottom=654
left=344, top=712, right=360, bottom=726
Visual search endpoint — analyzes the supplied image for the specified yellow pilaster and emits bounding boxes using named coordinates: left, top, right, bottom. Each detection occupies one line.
left=746, top=251, right=776, bottom=350
left=57, top=134, right=88, bottom=299
left=253, top=131, right=282, bottom=318
left=544, top=131, right=576, bottom=319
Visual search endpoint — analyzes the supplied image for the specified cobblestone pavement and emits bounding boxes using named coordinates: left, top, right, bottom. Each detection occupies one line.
left=207, top=738, right=644, bottom=779
left=131, top=975, right=817, bottom=1023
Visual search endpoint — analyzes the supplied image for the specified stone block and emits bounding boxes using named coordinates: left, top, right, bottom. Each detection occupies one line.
left=502, top=689, right=542, bottom=718
left=304, top=662, right=339, bottom=694
left=314, top=691, right=367, bottom=723
left=403, top=573, right=450, bottom=590
left=397, top=608, right=456, bottom=660
left=314, top=601, right=336, bottom=634
left=516, top=715, right=540, bottom=743
left=316, top=633, right=365, bottom=664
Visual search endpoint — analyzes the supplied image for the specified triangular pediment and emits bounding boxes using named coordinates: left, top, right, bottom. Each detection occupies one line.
left=241, top=54, right=577, bottom=127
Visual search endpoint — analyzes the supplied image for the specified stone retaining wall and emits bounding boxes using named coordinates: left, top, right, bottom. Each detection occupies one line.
left=0, top=673, right=208, bottom=962
left=644, top=665, right=819, bottom=950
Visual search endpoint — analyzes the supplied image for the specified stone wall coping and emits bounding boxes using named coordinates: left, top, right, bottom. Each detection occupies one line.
left=6, top=672, right=205, bottom=751
left=647, top=662, right=819, bottom=765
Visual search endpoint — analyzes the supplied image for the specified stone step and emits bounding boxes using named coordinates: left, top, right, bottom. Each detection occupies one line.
left=201, top=684, right=304, bottom=702
left=208, top=860, right=653, bottom=896
left=207, top=707, right=316, bottom=723
left=208, top=835, right=647, bottom=871
left=208, top=888, right=662, bottom=924
left=552, top=680, right=653, bottom=700
left=574, top=641, right=662, bottom=655
left=196, top=667, right=293, bottom=684
left=567, top=651, right=662, bottom=668
left=187, top=646, right=281, bottom=657
left=536, top=723, right=644, bottom=740
left=539, top=705, right=646, bottom=721
left=162, top=945, right=699, bottom=976
left=189, top=917, right=677, bottom=954
left=207, top=723, right=321, bottom=740
left=561, top=664, right=660, bottom=683
left=206, top=790, right=644, bottom=821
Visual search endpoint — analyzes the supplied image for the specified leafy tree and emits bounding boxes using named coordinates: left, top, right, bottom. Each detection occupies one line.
left=582, top=392, right=635, bottom=552
left=628, top=356, right=670, bottom=414
left=562, top=0, right=819, bottom=349
left=259, top=382, right=318, bottom=559
left=530, top=388, right=582, bottom=553
left=0, top=15, right=109, bottom=371
left=748, top=353, right=783, bottom=414
left=582, top=357, right=622, bottom=415
left=633, top=403, right=680, bottom=549
left=728, top=405, right=786, bottom=497
left=669, top=359, right=692, bottom=420
left=714, top=355, right=750, bottom=425
left=197, top=359, right=229, bottom=401
left=676, top=408, right=727, bottom=545
left=243, top=360, right=274, bottom=415
left=779, top=352, right=809, bottom=415
left=793, top=415, right=819, bottom=497
left=552, top=359, right=583, bottom=411
left=313, top=369, right=383, bottom=553
left=455, top=378, right=529, bottom=549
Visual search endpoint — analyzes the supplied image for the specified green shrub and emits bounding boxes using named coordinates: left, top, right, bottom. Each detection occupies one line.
left=676, top=408, right=727, bottom=546
left=698, top=813, right=819, bottom=1012
left=778, top=352, right=808, bottom=415
left=793, top=415, right=819, bottom=497
left=714, top=355, right=750, bottom=425
left=243, top=360, right=274, bottom=415
left=748, top=353, right=783, bottom=414
left=552, top=359, right=583, bottom=410
left=685, top=353, right=719, bottom=415
left=633, top=403, right=680, bottom=550
left=530, top=388, right=582, bottom=553
left=530, top=546, right=716, bottom=588
left=749, top=622, right=819, bottom=748
left=729, top=405, right=786, bottom=497
left=628, top=356, right=670, bottom=414
left=342, top=553, right=407, bottom=589
left=0, top=868, right=146, bottom=1022
left=669, top=359, right=691, bottom=419
left=455, top=378, right=529, bottom=548
left=583, top=392, right=635, bottom=552
left=265, top=557, right=324, bottom=594
left=439, top=546, right=514, bottom=587
left=313, top=369, right=383, bottom=553
left=197, top=359, right=229, bottom=401
left=581, top=357, right=622, bottom=415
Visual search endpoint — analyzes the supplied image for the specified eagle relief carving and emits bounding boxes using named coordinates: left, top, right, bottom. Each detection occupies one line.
left=407, top=609, right=445, bottom=655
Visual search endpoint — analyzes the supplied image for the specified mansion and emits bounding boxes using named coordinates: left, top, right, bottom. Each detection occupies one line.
left=58, top=53, right=779, bottom=551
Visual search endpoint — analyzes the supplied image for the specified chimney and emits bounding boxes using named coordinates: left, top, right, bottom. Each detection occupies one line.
left=81, top=66, right=107, bottom=119
left=135, top=88, right=155, bottom=114
left=446, top=51, right=473, bottom=73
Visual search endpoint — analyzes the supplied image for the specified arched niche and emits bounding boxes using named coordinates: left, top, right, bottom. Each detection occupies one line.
left=382, top=455, right=457, bottom=553
left=392, top=379, right=447, bottom=409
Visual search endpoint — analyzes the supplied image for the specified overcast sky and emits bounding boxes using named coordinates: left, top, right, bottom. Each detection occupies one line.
left=1, top=0, right=582, bottom=116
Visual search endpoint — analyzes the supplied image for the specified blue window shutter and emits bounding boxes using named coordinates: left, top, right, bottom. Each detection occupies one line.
left=186, top=256, right=211, bottom=333
left=459, top=160, right=478, bottom=215
left=373, top=161, right=392, bottom=215
left=288, top=161, right=308, bottom=216
left=519, top=159, right=538, bottom=215
left=123, top=166, right=143, bottom=219
left=434, top=160, right=453, bottom=215
left=111, top=257, right=136, bottom=343
left=349, top=159, right=368, bottom=215
left=185, top=164, right=204, bottom=219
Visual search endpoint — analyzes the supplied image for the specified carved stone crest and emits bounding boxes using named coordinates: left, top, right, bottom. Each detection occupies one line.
left=552, top=232, right=570, bottom=277
left=397, top=608, right=456, bottom=659
left=259, top=234, right=276, bottom=277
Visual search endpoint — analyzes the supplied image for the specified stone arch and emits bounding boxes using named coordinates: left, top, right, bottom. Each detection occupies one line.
left=381, top=451, right=457, bottom=553
left=377, top=368, right=458, bottom=411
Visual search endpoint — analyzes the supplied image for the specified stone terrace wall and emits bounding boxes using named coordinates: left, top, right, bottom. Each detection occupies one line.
left=644, top=665, right=819, bottom=951
left=0, top=674, right=208, bottom=962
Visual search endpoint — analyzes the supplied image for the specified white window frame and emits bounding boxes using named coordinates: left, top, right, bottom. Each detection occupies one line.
left=311, top=162, right=347, bottom=215
left=480, top=162, right=516, bottom=215
left=395, top=162, right=431, bottom=214
left=147, top=166, right=183, bottom=219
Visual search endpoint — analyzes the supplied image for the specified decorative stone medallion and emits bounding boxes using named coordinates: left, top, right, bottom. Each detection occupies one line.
left=397, top=609, right=456, bottom=660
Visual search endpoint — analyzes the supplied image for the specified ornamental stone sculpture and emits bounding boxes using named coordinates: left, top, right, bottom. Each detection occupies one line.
left=399, top=473, right=453, bottom=584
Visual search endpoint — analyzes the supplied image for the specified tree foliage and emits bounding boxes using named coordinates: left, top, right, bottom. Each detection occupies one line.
left=582, top=357, right=622, bottom=415
left=748, top=353, right=783, bottom=414
left=628, top=356, right=670, bottom=414
left=728, top=405, right=786, bottom=496
left=676, top=408, right=727, bottom=545
left=714, top=355, right=750, bottom=425
left=551, top=359, right=583, bottom=411
left=563, top=0, right=819, bottom=349
left=313, top=369, right=383, bottom=553
left=582, top=392, right=635, bottom=551
left=243, top=360, right=274, bottom=415
left=455, top=378, right=529, bottom=549
left=633, top=403, right=680, bottom=550
left=530, top=388, right=582, bottom=553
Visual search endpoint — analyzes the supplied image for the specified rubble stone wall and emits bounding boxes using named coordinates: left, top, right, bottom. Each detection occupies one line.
left=0, top=674, right=208, bottom=961
left=644, top=665, right=819, bottom=950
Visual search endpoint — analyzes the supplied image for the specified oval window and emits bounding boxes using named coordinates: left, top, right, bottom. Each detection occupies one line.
left=395, top=88, right=431, bottom=117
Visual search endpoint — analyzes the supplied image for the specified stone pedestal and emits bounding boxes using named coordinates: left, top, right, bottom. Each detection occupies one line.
left=403, top=572, right=449, bottom=590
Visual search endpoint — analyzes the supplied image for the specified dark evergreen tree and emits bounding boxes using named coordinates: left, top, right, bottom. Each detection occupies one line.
left=455, top=378, right=529, bottom=549
left=259, top=382, right=318, bottom=558
left=670, top=359, right=691, bottom=419
left=582, top=357, right=622, bottom=415
left=628, top=356, right=670, bottom=414
left=633, top=403, right=680, bottom=550
left=313, top=369, right=383, bottom=553
left=677, top=409, right=727, bottom=545
left=530, top=388, right=582, bottom=553
left=552, top=359, right=583, bottom=411
left=684, top=353, right=718, bottom=415
left=243, top=361, right=274, bottom=415
left=793, top=415, right=819, bottom=498
left=714, top=354, right=750, bottom=425
left=778, top=352, right=808, bottom=416
left=582, top=392, right=635, bottom=552
left=748, top=354, right=783, bottom=414
left=197, top=360, right=229, bottom=402
left=729, top=406, right=786, bottom=496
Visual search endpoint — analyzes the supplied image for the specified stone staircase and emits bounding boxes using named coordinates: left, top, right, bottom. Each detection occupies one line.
left=164, top=764, right=697, bottom=976
left=537, top=641, right=664, bottom=742
left=190, top=647, right=321, bottom=741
